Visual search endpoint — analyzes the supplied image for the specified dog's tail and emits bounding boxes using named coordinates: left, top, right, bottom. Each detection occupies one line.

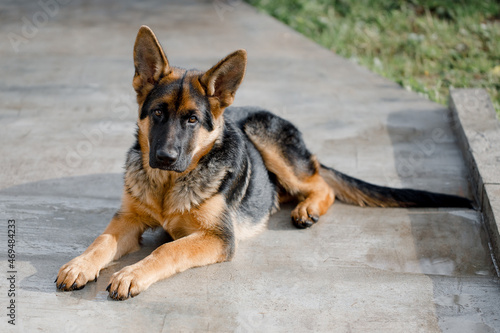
left=319, top=164, right=473, bottom=208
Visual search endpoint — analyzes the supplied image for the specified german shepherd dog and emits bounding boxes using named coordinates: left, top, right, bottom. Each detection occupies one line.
left=56, top=26, right=471, bottom=300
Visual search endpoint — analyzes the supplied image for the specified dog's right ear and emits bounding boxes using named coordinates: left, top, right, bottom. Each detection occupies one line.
left=132, top=26, right=170, bottom=102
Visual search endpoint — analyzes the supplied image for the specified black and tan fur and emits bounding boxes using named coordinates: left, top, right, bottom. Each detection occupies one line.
left=56, top=26, right=472, bottom=300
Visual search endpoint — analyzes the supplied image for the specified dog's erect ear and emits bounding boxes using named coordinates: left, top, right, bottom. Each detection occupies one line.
left=200, top=50, right=247, bottom=109
left=133, top=26, right=170, bottom=100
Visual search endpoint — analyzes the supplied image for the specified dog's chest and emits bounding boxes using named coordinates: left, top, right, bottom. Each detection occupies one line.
left=163, top=175, right=219, bottom=214
left=127, top=165, right=226, bottom=223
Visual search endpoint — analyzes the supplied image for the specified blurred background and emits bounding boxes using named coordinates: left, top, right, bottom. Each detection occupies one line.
left=247, top=0, right=500, bottom=116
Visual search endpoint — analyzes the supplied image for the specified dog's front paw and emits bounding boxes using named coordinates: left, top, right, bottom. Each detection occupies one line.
left=55, top=257, right=100, bottom=291
left=106, top=266, right=150, bottom=301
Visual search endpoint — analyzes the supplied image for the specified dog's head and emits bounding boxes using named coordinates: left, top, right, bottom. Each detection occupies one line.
left=132, top=25, right=246, bottom=173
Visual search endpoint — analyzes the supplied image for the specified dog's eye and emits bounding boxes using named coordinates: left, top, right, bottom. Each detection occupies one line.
left=188, top=115, right=198, bottom=124
left=153, top=110, right=163, bottom=117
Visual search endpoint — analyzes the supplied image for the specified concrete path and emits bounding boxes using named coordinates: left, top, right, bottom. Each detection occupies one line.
left=1, top=0, right=499, bottom=332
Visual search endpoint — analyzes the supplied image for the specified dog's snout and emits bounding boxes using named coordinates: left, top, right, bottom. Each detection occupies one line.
left=156, top=148, right=179, bottom=163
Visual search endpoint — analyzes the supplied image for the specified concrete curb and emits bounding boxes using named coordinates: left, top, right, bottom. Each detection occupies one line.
left=449, top=89, right=500, bottom=275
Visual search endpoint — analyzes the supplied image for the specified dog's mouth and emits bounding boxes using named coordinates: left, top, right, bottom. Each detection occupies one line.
left=149, top=159, right=188, bottom=173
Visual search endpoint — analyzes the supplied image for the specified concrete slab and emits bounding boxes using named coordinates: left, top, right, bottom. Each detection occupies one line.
left=1, top=0, right=499, bottom=332
left=484, top=184, right=500, bottom=270
left=449, top=89, right=500, bottom=266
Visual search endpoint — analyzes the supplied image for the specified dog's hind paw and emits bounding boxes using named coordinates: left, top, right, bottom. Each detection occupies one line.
left=291, top=201, right=320, bottom=229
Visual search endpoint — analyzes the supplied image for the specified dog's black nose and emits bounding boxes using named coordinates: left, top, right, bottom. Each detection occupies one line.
left=156, top=148, right=179, bottom=163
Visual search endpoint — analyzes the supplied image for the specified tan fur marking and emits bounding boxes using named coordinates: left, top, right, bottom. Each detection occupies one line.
left=137, top=118, right=150, bottom=158
left=245, top=139, right=305, bottom=194
left=177, top=89, right=199, bottom=113
left=189, top=119, right=222, bottom=166
left=261, top=147, right=302, bottom=193
left=191, top=194, right=227, bottom=230
left=121, top=190, right=162, bottom=228
left=165, top=194, right=226, bottom=239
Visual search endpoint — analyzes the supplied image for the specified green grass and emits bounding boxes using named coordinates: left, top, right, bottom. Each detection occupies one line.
left=247, top=0, right=500, bottom=116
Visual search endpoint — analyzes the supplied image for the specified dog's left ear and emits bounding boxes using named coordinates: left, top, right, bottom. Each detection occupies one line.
left=200, top=50, right=247, bottom=109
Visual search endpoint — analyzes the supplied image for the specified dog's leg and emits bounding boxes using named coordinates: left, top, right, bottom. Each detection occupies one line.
left=243, top=111, right=335, bottom=228
left=256, top=147, right=334, bottom=228
left=55, top=212, right=144, bottom=291
left=106, top=231, right=228, bottom=300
